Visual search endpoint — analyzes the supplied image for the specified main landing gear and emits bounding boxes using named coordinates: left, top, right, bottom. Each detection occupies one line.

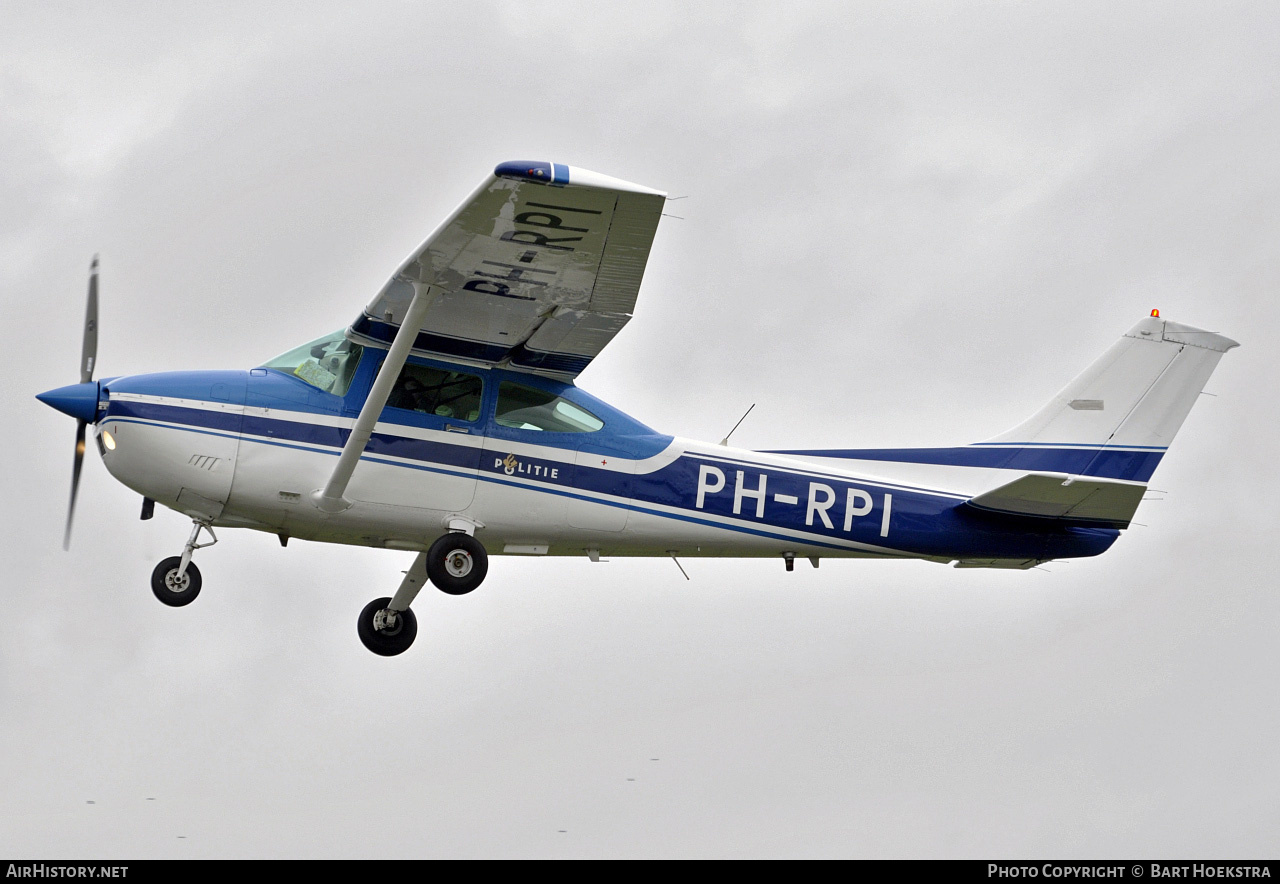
left=146, top=520, right=487, bottom=657
left=425, top=531, right=487, bottom=595
left=357, top=530, right=489, bottom=656
left=357, top=597, right=418, bottom=657
left=151, top=520, right=216, bottom=607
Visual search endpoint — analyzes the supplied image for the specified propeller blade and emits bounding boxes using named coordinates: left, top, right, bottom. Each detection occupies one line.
left=80, top=255, right=99, bottom=384
left=64, top=419, right=87, bottom=551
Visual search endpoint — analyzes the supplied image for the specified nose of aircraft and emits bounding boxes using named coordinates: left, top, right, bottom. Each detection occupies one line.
left=36, top=382, right=100, bottom=423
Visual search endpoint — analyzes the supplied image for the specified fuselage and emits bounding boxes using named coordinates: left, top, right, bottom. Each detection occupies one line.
left=83, top=349, right=1118, bottom=567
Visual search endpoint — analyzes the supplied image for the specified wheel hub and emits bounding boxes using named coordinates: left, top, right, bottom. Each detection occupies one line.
left=444, top=550, right=473, bottom=578
left=372, top=609, right=402, bottom=634
left=164, top=570, right=190, bottom=592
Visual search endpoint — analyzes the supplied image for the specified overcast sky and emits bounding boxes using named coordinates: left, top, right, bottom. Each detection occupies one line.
left=3, top=1, right=1277, bottom=859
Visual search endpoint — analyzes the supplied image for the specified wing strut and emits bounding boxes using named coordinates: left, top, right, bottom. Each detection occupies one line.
left=312, top=285, right=438, bottom=513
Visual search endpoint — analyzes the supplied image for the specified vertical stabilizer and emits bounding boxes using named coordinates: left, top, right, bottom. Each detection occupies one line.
left=764, top=314, right=1237, bottom=488
left=982, top=316, right=1238, bottom=461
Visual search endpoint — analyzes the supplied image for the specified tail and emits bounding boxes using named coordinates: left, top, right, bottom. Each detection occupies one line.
left=955, top=314, right=1237, bottom=533
left=979, top=313, right=1239, bottom=478
left=767, top=313, right=1238, bottom=533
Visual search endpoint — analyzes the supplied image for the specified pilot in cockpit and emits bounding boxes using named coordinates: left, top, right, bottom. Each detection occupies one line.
left=388, top=374, right=432, bottom=412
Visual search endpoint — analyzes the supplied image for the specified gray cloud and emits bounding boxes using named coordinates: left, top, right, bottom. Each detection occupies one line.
left=3, top=1, right=1276, bottom=858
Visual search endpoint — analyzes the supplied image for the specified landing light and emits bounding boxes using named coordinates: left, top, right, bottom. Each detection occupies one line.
left=101, top=428, right=116, bottom=450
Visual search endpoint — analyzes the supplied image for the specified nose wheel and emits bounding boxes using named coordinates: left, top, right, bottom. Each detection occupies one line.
left=151, top=557, right=202, bottom=606
left=150, top=520, right=216, bottom=607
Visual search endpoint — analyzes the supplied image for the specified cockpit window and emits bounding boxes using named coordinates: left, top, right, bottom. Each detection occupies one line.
left=387, top=363, right=484, bottom=422
left=495, top=382, right=604, bottom=432
left=262, top=330, right=363, bottom=396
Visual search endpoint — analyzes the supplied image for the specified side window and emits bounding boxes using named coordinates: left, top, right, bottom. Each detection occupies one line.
left=386, top=363, right=483, bottom=422
left=495, top=382, right=604, bottom=433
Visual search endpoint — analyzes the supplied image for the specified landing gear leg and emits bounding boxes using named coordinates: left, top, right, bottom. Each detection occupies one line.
left=357, top=552, right=425, bottom=656
left=151, top=520, right=217, bottom=607
left=388, top=551, right=428, bottom=614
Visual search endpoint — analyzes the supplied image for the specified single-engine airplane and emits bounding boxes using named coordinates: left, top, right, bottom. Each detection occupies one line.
left=37, top=161, right=1238, bottom=655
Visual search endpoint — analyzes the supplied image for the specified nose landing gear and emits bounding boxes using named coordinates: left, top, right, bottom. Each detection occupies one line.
left=150, top=557, right=202, bottom=606
left=151, top=520, right=216, bottom=607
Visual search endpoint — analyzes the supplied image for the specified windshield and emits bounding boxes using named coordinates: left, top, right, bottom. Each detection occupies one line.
left=262, top=330, right=364, bottom=396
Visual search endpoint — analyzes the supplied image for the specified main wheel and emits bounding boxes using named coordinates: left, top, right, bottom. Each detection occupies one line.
left=426, top=532, right=488, bottom=595
left=150, top=557, right=202, bottom=607
left=357, top=596, right=418, bottom=656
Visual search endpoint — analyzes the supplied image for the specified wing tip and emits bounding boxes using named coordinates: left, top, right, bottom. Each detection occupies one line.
left=494, top=160, right=665, bottom=197
left=494, top=160, right=568, bottom=186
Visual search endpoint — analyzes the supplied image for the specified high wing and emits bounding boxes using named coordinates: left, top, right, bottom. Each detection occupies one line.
left=347, top=161, right=667, bottom=379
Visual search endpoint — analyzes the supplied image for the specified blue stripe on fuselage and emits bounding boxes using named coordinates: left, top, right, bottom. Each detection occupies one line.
left=765, top=446, right=1165, bottom=482
left=110, top=400, right=487, bottom=472
left=104, top=400, right=1120, bottom=560
left=110, top=400, right=244, bottom=433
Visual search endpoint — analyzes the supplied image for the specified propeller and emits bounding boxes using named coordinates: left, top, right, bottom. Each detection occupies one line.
left=62, top=256, right=99, bottom=549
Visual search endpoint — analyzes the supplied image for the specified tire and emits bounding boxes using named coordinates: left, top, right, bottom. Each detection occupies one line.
left=357, top=596, right=418, bottom=656
left=426, top=532, right=488, bottom=596
left=150, top=557, right=202, bottom=607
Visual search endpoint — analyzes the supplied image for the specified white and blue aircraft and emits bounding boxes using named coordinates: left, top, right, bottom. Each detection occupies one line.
left=37, top=161, right=1238, bottom=655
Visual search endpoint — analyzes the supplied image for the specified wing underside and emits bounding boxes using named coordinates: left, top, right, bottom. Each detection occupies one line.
left=348, top=162, right=666, bottom=378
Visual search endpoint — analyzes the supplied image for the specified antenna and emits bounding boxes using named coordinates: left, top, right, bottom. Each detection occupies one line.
left=668, top=552, right=690, bottom=581
left=719, top=403, right=756, bottom=446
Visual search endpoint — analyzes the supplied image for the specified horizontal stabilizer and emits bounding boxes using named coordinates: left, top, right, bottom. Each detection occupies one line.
left=964, top=472, right=1146, bottom=528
